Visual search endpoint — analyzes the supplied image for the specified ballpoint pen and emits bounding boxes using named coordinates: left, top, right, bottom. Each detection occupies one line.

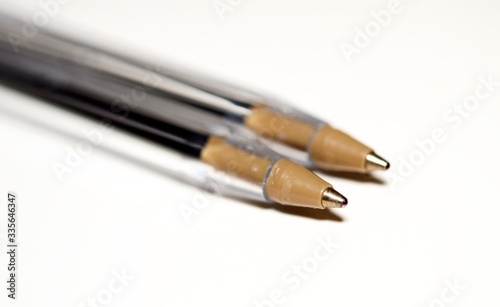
left=0, top=38, right=348, bottom=209
left=0, top=12, right=389, bottom=173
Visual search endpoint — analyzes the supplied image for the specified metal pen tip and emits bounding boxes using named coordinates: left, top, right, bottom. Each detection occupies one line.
left=365, top=152, right=390, bottom=172
left=322, top=187, right=348, bottom=208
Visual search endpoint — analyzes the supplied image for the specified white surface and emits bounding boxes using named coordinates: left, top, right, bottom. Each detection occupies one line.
left=1, top=0, right=499, bottom=306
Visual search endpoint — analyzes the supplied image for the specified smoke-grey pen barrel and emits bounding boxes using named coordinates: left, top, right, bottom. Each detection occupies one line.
left=0, top=36, right=271, bottom=203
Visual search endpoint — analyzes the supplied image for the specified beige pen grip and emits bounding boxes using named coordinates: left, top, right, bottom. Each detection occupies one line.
left=200, top=136, right=270, bottom=184
left=200, top=136, right=335, bottom=209
left=309, top=125, right=372, bottom=173
left=244, top=105, right=315, bottom=149
left=265, top=159, right=331, bottom=209
left=244, top=106, right=374, bottom=173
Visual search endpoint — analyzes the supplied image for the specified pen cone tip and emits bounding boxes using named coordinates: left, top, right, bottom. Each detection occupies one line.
left=322, top=187, right=348, bottom=208
left=365, top=152, right=390, bottom=171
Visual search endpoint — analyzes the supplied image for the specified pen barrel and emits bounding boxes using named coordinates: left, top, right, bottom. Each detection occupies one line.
left=0, top=13, right=252, bottom=118
left=0, top=37, right=285, bottom=163
left=1, top=13, right=322, bottom=125
left=0, top=44, right=211, bottom=159
left=4, top=34, right=321, bottom=206
left=0, top=14, right=329, bottom=167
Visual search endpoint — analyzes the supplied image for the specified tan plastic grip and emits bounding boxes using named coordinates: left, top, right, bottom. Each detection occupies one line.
left=200, top=136, right=271, bottom=184
left=200, top=138, right=334, bottom=208
left=309, top=125, right=372, bottom=172
left=244, top=106, right=315, bottom=149
left=265, top=159, right=331, bottom=209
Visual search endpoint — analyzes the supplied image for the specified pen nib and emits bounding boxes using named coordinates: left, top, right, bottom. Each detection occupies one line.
left=322, top=187, right=348, bottom=208
left=365, top=152, right=390, bottom=172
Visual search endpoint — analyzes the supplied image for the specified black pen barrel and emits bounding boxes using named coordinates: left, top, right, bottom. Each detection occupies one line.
left=0, top=41, right=209, bottom=158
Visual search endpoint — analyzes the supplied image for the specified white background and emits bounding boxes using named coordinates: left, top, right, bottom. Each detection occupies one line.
left=1, top=0, right=499, bottom=306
